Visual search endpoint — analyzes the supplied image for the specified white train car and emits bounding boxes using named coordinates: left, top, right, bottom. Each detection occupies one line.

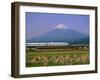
left=48, top=42, right=69, bottom=46
left=26, top=43, right=47, bottom=46
left=26, top=42, right=69, bottom=46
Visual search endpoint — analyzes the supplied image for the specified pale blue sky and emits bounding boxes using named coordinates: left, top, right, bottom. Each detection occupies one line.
left=26, top=12, right=89, bottom=40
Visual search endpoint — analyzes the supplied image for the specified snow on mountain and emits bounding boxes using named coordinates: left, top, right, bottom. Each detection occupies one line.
left=55, top=24, right=68, bottom=29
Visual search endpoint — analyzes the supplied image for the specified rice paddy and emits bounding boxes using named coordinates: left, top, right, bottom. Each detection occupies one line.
left=26, top=47, right=89, bottom=67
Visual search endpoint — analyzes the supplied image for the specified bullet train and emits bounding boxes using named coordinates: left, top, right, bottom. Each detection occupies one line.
left=26, top=42, right=69, bottom=47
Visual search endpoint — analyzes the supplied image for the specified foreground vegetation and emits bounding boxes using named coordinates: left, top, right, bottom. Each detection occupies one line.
left=26, top=49, right=89, bottom=67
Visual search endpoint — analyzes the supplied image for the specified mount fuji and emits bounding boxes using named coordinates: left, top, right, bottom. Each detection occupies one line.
left=26, top=24, right=89, bottom=44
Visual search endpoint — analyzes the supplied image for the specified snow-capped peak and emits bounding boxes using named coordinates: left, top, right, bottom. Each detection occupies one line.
left=55, top=24, right=68, bottom=29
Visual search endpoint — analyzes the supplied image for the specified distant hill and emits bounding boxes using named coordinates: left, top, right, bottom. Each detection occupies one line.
left=26, top=24, right=89, bottom=44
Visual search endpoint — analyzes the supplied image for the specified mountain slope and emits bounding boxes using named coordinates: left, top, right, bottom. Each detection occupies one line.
left=26, top=28, right=89, bottom=44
